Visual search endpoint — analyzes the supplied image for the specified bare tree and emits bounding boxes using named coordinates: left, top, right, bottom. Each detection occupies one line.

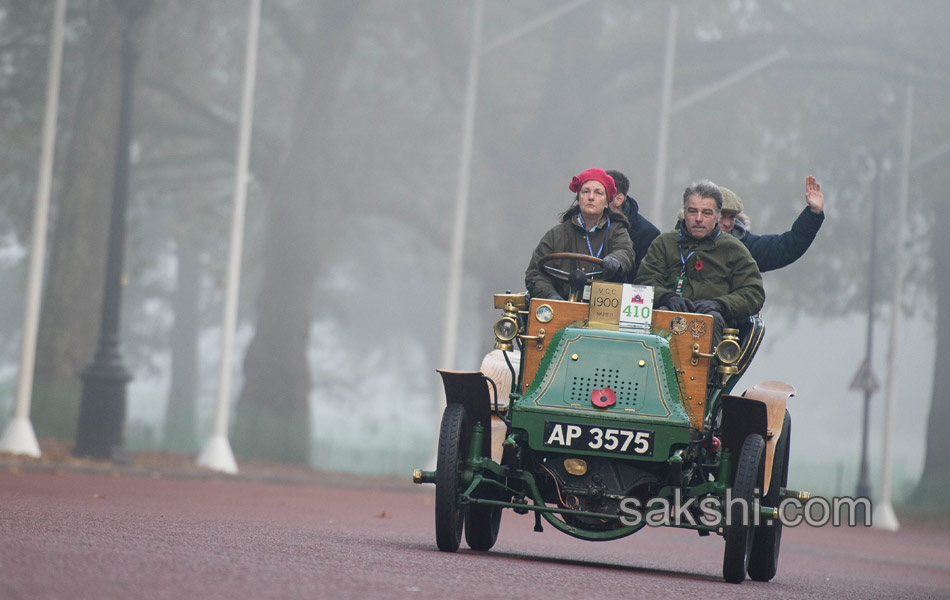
left=232, top=2, right=360, bottom=462
left=33, top=2, right=128, bottom=439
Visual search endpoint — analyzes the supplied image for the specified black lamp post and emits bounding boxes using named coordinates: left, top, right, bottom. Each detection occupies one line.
left=73, top=0, right=150, bottom=462
left=853, top=151, right=883, bottom=522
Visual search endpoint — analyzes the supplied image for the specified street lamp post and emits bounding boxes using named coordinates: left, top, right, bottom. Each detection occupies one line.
left=0, top=0, right=68, bottom=458
left=874, top=85, right=915, bottom=532
left=853, top=151, right=883, bottom=523
left=649, top=0, right=787, bottom=224
left=439, top=0, right=591, bottom=373
left=73, top=0, right=150, bottom=462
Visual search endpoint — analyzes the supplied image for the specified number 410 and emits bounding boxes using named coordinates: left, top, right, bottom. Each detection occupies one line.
left=622, top=305, right=650, bottom=318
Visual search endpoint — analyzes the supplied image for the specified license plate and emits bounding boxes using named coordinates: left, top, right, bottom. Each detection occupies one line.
left=542, top=421, right=654, bottom=456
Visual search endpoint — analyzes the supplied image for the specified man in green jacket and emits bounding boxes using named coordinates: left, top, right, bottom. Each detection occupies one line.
left=635, top=180, right=764, bottom=335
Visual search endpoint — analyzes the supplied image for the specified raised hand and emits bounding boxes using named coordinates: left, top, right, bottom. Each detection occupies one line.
left=805, top=175, right=824, bottom=214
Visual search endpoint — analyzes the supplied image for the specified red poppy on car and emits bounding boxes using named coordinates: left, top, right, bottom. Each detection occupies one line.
left=591, top=387, right=617, bottom=408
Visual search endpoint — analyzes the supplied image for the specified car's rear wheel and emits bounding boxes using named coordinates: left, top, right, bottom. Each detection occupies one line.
left=465, top=501, right=502, bottom=551
left=748, top=411, right=791, bottom=582
left=435, top=403, right=468, bottom=552
left=723, top=433, right=765, bottom=584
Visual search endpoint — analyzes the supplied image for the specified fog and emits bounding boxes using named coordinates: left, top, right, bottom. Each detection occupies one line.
left=1, top=1, right=947, bottom=501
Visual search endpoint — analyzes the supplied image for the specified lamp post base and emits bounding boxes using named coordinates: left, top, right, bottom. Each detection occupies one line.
left=197, top=434, right=238, bottom=474
left=854, top=479, right=872, bottom=526
left=0, top=417, right=42, bottom=458
left=873, top=501, right=900, bottom=531
left=73, top=361, right=131, bottom=462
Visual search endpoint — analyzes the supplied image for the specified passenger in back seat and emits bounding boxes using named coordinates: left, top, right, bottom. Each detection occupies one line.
left=718, top=175, right=825, bottom=273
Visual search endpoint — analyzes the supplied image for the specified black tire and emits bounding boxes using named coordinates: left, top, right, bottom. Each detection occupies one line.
left=435, top=403, right=468, bottom=552
left=748, top=411, right=791, bottom=582
left=465, top=502, right=502, bottom=551
left=723, top=433, right=766, bottom=584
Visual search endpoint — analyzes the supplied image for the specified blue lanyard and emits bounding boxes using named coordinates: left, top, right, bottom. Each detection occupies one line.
left=578, top=214, right=610, bottom=258
left=677, top=229, right=720, bottom=273
left=677, top=231, right=694, bottom=274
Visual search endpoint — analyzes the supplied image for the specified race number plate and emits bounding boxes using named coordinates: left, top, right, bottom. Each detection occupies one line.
left=589, top=282, right=654, bottom=329
left=619, top=284, right=653, bottom=329
left=542, top=421, right=654, bottom=456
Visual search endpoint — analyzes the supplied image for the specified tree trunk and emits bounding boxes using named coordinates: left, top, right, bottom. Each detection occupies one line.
left=912, top=194, right=950, bottom=509
left=232, top=3, right=359, bottom=463
left=32, top=4, right=126, bottom=440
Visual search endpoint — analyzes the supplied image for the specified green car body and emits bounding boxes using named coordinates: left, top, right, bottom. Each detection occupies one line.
left=415, top=288, right=804, bottom=583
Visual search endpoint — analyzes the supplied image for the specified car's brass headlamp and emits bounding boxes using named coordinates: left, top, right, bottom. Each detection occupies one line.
left=493, top=300, right=521, bottom=351
left=691, top=328, right=742, bottom=380
left=715, top=328, right=741, bottom=366
left=715, top=328, right=742, bottom=386
left=493, top=315, right=519, bottom=350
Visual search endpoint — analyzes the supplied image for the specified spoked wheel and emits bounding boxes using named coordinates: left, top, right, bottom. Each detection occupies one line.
left=435, top=403, right=469, bottom=552
left=748, top=411, right=791, bottom=582
left=723, top=433, right=766, bottom=584
left=465, top=501, right=502, bottom=551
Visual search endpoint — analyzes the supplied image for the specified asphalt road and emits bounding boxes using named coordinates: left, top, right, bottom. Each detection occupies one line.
left=1, top=469, right=948, bottom=600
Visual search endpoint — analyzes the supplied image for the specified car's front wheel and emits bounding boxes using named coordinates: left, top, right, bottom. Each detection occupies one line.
left=748, top=411, right=791, bottom=581
left=435, top=403, right=468, bottom=552
left=723, top=433, right=765, bottom=584
left=465, top=501, right=502, bottom=551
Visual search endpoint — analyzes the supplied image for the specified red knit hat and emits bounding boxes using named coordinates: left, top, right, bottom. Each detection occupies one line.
left=569, top=168, right=616, bottom=200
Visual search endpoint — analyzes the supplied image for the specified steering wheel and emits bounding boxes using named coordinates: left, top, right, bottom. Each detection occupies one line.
left=536, top=252, right=605, bottom=282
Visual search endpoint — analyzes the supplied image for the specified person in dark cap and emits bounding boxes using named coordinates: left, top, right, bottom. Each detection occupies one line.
left=525, top=168, right=635, bottom=301
left=606, top=169, right=660, bottom=281
left=718, top=175, right=825, bottom=273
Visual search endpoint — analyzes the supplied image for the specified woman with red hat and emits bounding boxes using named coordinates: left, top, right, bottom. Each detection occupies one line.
left=525, top=168, right=635, bottom=301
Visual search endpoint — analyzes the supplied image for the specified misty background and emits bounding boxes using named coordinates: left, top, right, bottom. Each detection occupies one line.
left=0, top=1, right=948, bottom=507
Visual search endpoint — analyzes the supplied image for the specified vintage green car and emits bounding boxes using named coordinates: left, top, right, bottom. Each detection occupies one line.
left=413, top=253, right=808, bottom=583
